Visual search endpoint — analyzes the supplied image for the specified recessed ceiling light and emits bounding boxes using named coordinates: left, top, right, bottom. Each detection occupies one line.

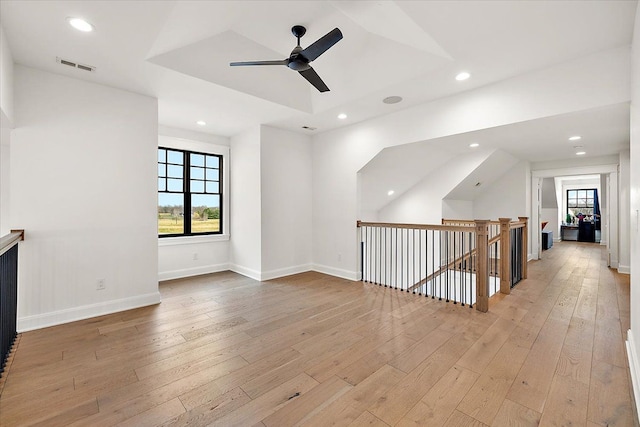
left=383, top=96, right=403, bottom=104
left=569, top=136, right=581, bottom=141
left=576, top=151, right=586, bottom=156
left=455, top=72, right=470, bottom=81
left=469, top=143, right=480, bottom=148
left=387, top=190, right=395, bottom=196
left=196, top=120, right=206, bottom=126
left=67, top=17, right=94, bottom=32
left=337, top=113, right=347, bottom=120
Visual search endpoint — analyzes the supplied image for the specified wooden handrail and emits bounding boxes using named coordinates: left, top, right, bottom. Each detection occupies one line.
left=442, top=219, right=500, bottom=225
left=357, top=221, right=475, bottom=233
left=408, top=233, right=500, bottom=292
left=0, top=230, right=24, bottom=257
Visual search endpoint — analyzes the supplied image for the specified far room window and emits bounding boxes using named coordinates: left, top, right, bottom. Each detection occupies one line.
left=158, top=148, right=222, bottom=236
left=566, top=189, right=595, bottom=217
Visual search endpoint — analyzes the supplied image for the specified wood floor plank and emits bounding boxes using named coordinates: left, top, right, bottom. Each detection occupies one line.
left=368, top=332, right=480, bottom=425
left=162, top=387, right=252, bottom=427
left=0, top=243, right=635, bottom=427
left=262, top=375, right=353, bottom=427
left=211, top=373, right=319, bottom=427
left=538, top=374, right=589, bottom=426
left=506, top=318, right=570, bottom=413
left=588, top=360, right=635, bottom=426
left=443, top=410, right=489, bottom=427
left=302, top=364, right=406, bottom=426
left=490, top=399, right=541, bottom=427
left=396, top=365, right=479, bottom=427
left=457, top=341, right=529, bottom=425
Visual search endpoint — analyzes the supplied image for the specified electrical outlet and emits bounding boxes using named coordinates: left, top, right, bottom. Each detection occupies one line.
left=338, top=253, right=342, bottom=262
left=97, top=279, right=106, bottom=290
left=193, top=253, right=198, bottom=260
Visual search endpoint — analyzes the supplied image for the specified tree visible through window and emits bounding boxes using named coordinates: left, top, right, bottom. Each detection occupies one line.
left=567, top=189, right=595, bottom=218
left=158, top=148, right=222, bottom=236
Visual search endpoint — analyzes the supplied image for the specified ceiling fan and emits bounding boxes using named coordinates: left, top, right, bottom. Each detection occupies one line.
left=230, top=25, right=343, bottom=93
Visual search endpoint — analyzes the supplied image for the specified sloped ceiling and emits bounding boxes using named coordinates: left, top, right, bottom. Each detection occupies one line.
left=1, top=0, right=637, bottom=136
left=444, top=150, right=520, bottom=201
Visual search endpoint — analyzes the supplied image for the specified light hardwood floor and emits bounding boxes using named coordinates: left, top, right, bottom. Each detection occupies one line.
left=0, top=241, right=636, bottom=426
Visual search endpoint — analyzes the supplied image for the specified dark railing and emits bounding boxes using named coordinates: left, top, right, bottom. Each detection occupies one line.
left=0, top=230, right=23, bottom=381
left=358, top=218, right=528, bottom=313
left=509, top=218, right=528, bottom=288
left=358, top=221, right=492, bottom=311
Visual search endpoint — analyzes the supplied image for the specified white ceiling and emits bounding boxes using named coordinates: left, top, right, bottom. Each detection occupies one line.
left=0, top=0, right=637, bottom=139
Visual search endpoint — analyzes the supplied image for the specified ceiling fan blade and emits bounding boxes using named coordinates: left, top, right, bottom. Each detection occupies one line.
left=300, top=28, right=343, bottom=62
left=299, top=67, right=330, bottom=92
left=230, top=60, right=287, bottom=66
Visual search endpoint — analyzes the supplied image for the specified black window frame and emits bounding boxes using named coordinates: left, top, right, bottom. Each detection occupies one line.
left=158, top=147, right=223, bottom=237
left=566, top=188, right=595, bottom=217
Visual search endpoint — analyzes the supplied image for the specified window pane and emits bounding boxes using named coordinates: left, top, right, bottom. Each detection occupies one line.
left=191, top=167, right=204, bottom=180
left=206, top=155, right=219, bottom=168
left=191, top=180, right=204, bottom=193
left=167, top=150, right=183, bottom=165
left=167, top=178, right=183, bottom=192
left=206, top=168, right=219, bottom=181
left=158, top=164, right=166, bottom=177
left=158, top=193, right=184, bottom=235
left=191, top=153, right=205, bottom=167
left=167, top=164, right=183, bottom=178
left=158, top=178, right=166, bottom=191
left=158, top=149, right=166, bottom=163
left=191, top=194, right=220, bottom=233
left=206, top=181, right=219, bottom=193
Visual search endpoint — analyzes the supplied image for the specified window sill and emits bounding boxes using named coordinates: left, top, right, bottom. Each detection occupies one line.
left=158, top=234, right=230, bottom=246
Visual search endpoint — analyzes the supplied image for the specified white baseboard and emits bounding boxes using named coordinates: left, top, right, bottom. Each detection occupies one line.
left=261, top=264, right=312, bottom=281
left=626, top=329, right=640, bottom=422
left=17, top=292, right=161, bottom=332
left=229, top=264, right=262, bottom=281
left=618, top=265, right=630, bottom=274
left=311, top=263, right=359, bottom=281
left=159, top=263, right=230, bottom=281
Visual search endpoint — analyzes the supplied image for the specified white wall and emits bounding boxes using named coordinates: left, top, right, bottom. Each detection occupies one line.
left=0, top=24, right=13, bottom=236
left=312, top=47, right=630, bottom=280
left=1, top=123, right=10, bottom=236
left=229, top=126, right=262, bottom=279
left=11, top=66, right=160, bottom=331
left=260, top=126, right=312, bottom=279
left=157, top=129, right=231, bottom=281
left=0, top=25, right=14, bottom=123
left=627, top=4, right=640, bottom=420
left=540, top=177, right=558, bottom=239
left=473, top=161, right=530, bottom=221
left=619, top=150, right=631, bottom=273
left=379, top=150, right=490, bottom=224
left=442, top=200, right=474, bottom=220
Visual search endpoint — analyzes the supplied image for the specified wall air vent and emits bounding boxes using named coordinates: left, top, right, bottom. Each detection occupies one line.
left=56, top=57, right=96, bottom=72
left=301, top=126, right=317, bottom=131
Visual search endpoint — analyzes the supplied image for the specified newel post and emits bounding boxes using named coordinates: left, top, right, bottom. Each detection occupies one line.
left=474, top=220, right=489, bottom=312
left=498, top=218, right=511, bottom=294
left=518, top=216, right=529, bottom=280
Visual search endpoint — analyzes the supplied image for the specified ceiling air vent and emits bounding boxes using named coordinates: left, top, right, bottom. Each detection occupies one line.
left=56, top=57, right=96, bottom=72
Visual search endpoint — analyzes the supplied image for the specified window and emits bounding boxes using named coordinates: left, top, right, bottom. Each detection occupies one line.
left=567, top=188, right=595, bottom=217
left=158, top=148, right=222, bottom=237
